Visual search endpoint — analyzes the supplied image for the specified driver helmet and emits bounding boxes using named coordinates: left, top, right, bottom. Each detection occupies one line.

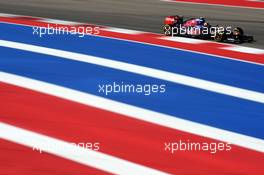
left=203, top=22, right=209, bottom=27
left=233, top=28, right=239, bottom=32
left=233, top=28, right=241, bottom=35
left=197, top=17, right=205, bottom=25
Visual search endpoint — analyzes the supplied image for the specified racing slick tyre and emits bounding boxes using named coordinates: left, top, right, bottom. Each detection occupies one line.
left=162, top=24, right=172, bottom=36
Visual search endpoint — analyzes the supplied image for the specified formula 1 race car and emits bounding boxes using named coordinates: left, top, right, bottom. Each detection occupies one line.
left=162, top=15, right=254, bottom=44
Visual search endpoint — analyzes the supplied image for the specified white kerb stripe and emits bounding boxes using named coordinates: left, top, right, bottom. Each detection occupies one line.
left=1, top=72, right=264, bottom=153
left=40, top=18, right=82, bottom=25
left=222, top=46, right=264, bottom=54
left=102, top=27, right=144, bottom=34
left=0, top=122, right=169, bottom=175
left=159, top=36, right=209, bottom=44
left=0, top=39, right=264, bottom=104
left=0, top=13, right=20, bottom=17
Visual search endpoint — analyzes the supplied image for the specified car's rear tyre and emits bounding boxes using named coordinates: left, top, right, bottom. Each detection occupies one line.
left=214, top=33, right=224, bottom=42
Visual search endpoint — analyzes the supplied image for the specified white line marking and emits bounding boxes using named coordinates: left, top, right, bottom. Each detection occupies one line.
left=0, top=122, right=169, bottom=175
left=159, top=36, right=209, bottom=44
left=0, top=39, right=264, bottom=104
left=0, top=13, right=20, bottom=17
left=39, top=19, right=82, bottom=25
left=0, top=72, right=264, bottom=153
left=102, top=27, right=144, bottom=34
left=223, top=46, right=264, bottom=54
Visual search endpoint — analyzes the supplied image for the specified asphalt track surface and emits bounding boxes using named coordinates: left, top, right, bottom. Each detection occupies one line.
left=0, top=0, right=263, bottom=48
